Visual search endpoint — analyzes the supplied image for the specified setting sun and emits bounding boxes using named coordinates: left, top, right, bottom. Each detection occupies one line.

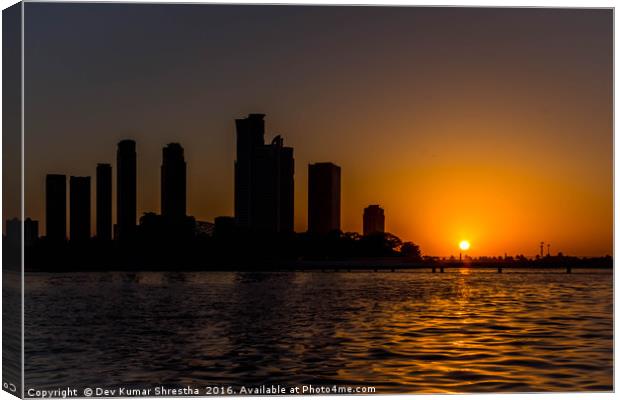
left=459, top=240, right=471, bottom=251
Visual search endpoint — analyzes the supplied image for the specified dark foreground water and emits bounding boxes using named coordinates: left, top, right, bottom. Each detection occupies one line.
left=24, top=269, right=612, bottom=394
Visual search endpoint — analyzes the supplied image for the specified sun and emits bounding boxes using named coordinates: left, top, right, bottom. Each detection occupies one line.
left=459, top=240, right=471, bottom=251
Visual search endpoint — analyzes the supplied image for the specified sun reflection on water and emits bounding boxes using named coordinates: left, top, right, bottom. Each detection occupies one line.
left=24, top=270, right=613, bottom=393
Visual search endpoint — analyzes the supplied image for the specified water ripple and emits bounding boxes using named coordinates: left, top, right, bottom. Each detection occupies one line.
left=24, top=269, right=612, bottom=393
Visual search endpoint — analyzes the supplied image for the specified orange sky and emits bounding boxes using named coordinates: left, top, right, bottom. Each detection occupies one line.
left=13, top=5, right=612, bottom=257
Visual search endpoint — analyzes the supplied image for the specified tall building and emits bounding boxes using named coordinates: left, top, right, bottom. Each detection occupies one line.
left=4, top=218, right=37, bottom=247
left=5, top=218, right=20, bottom=247
left=161, top=143, right=186, bottom=219
left=214, top=216, right=236, bottom=238
left=278, top=142, right=294, bottom=233
left=234, top=114, right=294, bottom=233
left=69, top=176, right=91, bottom=242
left=117, top=140, right=136, bottom=241
left=363, top=204, right=385, bottom=236
left=45, top=174, right=66, bottom=241
left=96, top=163, right=112, bottom=240
left=308, top=162, right=341, bottom=234
left=235, top=114, right=265, bottom=229
left=24, top=218, right=39, bottom=246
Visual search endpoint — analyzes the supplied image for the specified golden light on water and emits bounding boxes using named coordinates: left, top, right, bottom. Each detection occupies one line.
left=459, top=240, right=471, bottom=251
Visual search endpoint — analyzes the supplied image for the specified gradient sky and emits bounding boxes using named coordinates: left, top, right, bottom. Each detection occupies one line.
left=20, top=4, right=612, bottom=257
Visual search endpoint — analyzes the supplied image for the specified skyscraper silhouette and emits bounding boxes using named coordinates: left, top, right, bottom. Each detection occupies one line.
left=5, top=218, right=20, bottom=248
left=278, top=139, right=294, bottom=233
left=234, top=114, right=294, bottom=232
left=363, top=204, right=385, bottom=236
left=45, top=174, right=66, bottom=241
left=96, top=163, right=112, bottom=241
left=116, top=140, right=136, bottom=241
left=235, top=113, right=265, bottom=229
left=6, top=218, right=38, bottom=247
left=24, top=218, right=39, bottom=246
left=69, top=176, right=91, bottom=242
left=308, top=162, right=341, bottom=234
left=161, top=143, right=186, bottom=219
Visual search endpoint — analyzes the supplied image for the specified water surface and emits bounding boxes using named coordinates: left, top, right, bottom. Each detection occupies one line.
left=25, top=269, right=613, bottom=393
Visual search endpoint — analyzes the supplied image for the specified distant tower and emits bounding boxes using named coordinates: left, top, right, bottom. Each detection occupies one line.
left=24, top=218, right=39, bottom=246
left=277, top=138, right=295, bottom=233
left=235, top=114, right=265, bottom=229
left=7, top=218, right=38, bottom=247
left=117, top=140, right=136, bottom=241
left=5, top=218, right=20, bottom=247
left=161, top=143, right=186, bottom=219
left=69, top=176, right=91, bottom=242
left=96, top=163, right=112, bottom=241
left=363, top=205, right=385, bottom=236
left=45, top=174, right=66, bottom=241
left=234, top=114, right=294, bottom=232
left=540, top=241, right=544, bottom=258
left=308, top=162, right=341, bottom=234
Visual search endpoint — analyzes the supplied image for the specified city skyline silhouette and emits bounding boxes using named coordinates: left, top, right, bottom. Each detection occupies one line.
left=35, top=113, right=393, bottom=243
left=6, top=111, right=612, bottom=265
left=15, top=102, right=614, bottom=257
left=6, top=4, right=612, bottom=256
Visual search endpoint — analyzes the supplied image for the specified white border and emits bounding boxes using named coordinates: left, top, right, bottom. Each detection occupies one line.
left=0, top=1, right=615, bottom=400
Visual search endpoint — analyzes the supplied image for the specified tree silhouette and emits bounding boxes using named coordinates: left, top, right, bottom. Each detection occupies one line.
left=400, top=241, right=421, bottom=260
